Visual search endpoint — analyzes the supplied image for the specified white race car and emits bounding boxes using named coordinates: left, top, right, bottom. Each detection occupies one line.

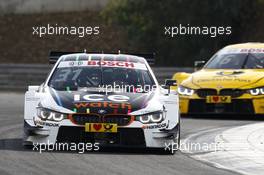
left=23, top=52, right=180, bottom=153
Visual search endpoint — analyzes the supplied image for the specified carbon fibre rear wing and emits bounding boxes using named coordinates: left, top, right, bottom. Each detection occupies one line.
left=49, top=51, right=155, bottom=65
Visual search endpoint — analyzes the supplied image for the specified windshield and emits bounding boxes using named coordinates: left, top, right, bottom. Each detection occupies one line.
left=205, top=53, right=264, bottom=69
left=48, top=65, right=155, bottom=92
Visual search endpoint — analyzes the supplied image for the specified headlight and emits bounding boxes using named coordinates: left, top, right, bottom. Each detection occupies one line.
left=249, top=87, right=264, bottom=96
left=136, top=111, right=166, bottom=124
left=37, top=108, right=67, bottom=122
left=178, top=86, right=194, bottom=96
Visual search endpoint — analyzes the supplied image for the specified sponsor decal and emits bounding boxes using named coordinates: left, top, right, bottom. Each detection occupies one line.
left=142, top=122, right=167, bottom=129
left=98, top=109, right=107, bottom=114
left=88, top=60, right=134, bottom=68
left=223, top=48, right=264, bottom=54
left=33, top=117, right=59, bottom=127
left=206, top=96, right=231, bottom=103
left=74, top=102, right=132, bottom=110
left=85, top=123, right=117, bottom=133
left=196, top=71, right=249, bottom=83
left=74, top=94, right=130, bottom=102
left=58, top=60, right=147, bottom=70
left=240, top=48, right=264, bottom=53
left=69, top=61, right=84, bottom=66
left=197, top=77, right=250, bottom=83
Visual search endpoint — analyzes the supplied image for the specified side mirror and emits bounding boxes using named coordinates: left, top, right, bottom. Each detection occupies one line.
left=194, top=60, right=206, bottom=71
left=28, top=86, right=40, bottom=92
left=165, top=79, right=177, bottom=94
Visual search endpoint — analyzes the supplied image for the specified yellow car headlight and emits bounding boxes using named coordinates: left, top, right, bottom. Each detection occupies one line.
left=178, top=86, right=194, bottom=96
left=249, top=87, right=264, bottom=96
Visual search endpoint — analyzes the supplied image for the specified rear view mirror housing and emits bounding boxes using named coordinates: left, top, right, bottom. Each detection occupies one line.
left=164, top=79, right=177, bottom=94
left=194, top=60, right=206, bottom=71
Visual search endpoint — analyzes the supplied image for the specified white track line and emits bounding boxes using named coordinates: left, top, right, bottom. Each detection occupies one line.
left=182, top=123, right=264, bottom=175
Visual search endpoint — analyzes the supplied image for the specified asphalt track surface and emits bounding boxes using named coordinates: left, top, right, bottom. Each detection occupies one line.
left=0, top=92, right=257, bottom=175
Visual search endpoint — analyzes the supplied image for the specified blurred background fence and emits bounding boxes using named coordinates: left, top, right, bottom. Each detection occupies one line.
left=1, top=0, right=264, bottom=67
left=0, top=0, right=108, bottom=14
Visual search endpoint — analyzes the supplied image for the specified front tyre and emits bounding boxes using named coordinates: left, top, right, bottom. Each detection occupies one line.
left=158, top=118, right=181, bottom=155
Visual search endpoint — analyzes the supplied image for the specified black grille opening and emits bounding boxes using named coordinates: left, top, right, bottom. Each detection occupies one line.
left=104, top=115, right=132, bottom=126
left=188, top=99, right=254, bottom=114
left=196, top=88, right=245, bottom=98
left=71, top=114, right=101, bottom=125
left=196, top=89, right=217, bottom=98
left=220, top=89, right=245, bottom=98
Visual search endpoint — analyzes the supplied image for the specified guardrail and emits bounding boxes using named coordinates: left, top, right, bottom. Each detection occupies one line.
left=0, top=64, right=193, bottom=91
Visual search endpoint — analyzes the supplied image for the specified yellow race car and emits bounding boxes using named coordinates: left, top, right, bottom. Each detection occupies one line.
left=173, top=43, right=264, bottom=115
